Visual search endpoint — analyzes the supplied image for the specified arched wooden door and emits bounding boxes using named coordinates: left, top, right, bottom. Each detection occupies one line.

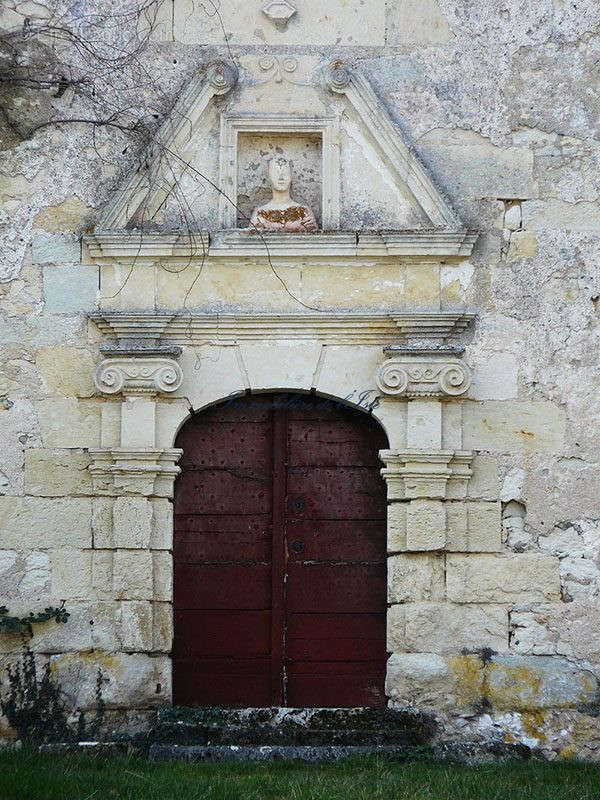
left=172, top=393, right=388, bottom=708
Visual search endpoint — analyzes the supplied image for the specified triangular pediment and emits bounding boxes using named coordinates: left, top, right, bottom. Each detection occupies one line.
left=96, top=58, right=464, bottom=239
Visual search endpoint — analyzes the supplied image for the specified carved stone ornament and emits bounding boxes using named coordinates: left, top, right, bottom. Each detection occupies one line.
left=380, top=449, right=474, bottom=500
left=94, top=357, right=183, bottom=397
left=376, top=357, right=471, bottom=398
left=262, top=0, right=297, bottom=29
left=250, top=156, right=318, bottom=232
left=89, top=448, right=182, bottom=497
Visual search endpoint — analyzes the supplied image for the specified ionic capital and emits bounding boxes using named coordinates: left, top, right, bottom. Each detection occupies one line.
left=376, top=355, right=471, bottom=399
left=94, top=357, right=183, bottom=397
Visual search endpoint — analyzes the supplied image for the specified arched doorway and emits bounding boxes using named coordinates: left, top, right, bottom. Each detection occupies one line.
left=172, top=392, right=389, bottom=708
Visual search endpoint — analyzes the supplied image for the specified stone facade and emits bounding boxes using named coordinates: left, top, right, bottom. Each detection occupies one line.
left=1, top=0, right=600, bottom=760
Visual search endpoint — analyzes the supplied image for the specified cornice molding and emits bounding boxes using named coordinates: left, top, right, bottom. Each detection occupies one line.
left=84, top=229, right=477, bottom=261
left=88, top=311, right=476, bottom=347
left=96, top=61, right=238, bottom=231
left=380, top=449, right=474, bottom=500
left=88, top=448, right=183, bottom=497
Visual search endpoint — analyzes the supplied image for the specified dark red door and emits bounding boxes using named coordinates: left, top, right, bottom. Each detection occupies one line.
left=173, top=393, right=388, bottom=708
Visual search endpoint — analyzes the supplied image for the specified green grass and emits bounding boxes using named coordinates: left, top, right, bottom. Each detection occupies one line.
left=1, top=749, right=600, bottom=800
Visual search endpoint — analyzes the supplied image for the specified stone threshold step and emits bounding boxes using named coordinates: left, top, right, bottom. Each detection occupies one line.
left=153, top=723, right=423, bottom=746
left=148, top=744, right=416, bottom=763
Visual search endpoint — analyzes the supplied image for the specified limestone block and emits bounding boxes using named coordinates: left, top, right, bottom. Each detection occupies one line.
left=0, top=497, right=92, bottom=549
left=404, top=603, right=509, bottom=654
left=388, top=553, right=445, bottom=603
left=24, top=449, right=92, bottom=496
left=386, top=0, right=454, bottom=45
left=462, top=401, right=566, bottom=454
left=445, top=502, right=468, bottom=550
left=313, top=346, right=381, bottom=413
left=43, top=266, right=99, bottom=314
left=36, top=346, right=96, bottom=398
left=177, top=347, right=246, bottom=412
left=121, top=397, right=156, bottom=449
left=100, top=402, right=121, bottom=448
left=373, top=399, right=406, bottom=451
left=153, top=552, right=173, bottom=602
left=51, top=550, right=93, bottom=600
left=406, top=500, right=446, bottom=551
left=386, top=604, right=406, bottom=651
left=99, top=263, right=154, bottom=310
left=468, top=352, right=519, bottom=401
left=442, top=402, right=462, bottom=450
left=418, top=129, right=535, bottom=200
left=404, top=263, right=440, bottom=311
left=36, top=398, right=101, bottom=448
left=385, top=652, right=483, bottom=710
left=521, top=199, right=600, bottom=232
left=487, top=655, right=598, bottom=711
left=467, top=455, right=500, bottom=501
left=119, top=601, right=153, bottom=651
left=92, top=551, right=114, bottom=600
left=173, top=0, right=386, bottom=46
left=500, top=467, right=526, bottom=504
left=0, top=550, right=50, bottom=600
left=153, top=602, right=173, bottom=652
left=113, top=497, right=153, bottom=549
left=92, top=498, right=114, bottom=549
left=50, top=652, right=171, bottom=709
left=462, top=501, right=502, bottom=553
left=155, top=400, right=190, bottom=449
left=32, top=233, right=80, bottom=264
left=151, top=500, right=173, bottom=550
left=447, top=554, right=561, bottom=603
left=239, top=341, right=321, bottom=393
left=387, top=502, right=407, bottom=552
left=113, top=551, right=153, bottom=601
left=406, top=400, right=442, bottom=449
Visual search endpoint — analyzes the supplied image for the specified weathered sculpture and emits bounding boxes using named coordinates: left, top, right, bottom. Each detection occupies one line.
left=250, top=156, right=318, bottom=232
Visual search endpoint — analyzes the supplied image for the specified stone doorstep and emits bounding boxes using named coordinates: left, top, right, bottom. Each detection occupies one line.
left=38, top=741, right=534, bottom=765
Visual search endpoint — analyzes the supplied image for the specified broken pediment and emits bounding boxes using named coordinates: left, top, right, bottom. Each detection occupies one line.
left=92, top=58, right=472, bottom=259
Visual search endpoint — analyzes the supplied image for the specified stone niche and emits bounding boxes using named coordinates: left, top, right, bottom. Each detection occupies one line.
left=236, top=131, right=322, bottom=228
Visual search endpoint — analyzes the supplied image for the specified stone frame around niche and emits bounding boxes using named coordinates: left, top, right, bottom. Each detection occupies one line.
left=217, top=112, right=341, bottom=231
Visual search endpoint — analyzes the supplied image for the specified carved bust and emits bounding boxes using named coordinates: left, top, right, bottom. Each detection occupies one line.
left=250, top=157, right=318, bottom=232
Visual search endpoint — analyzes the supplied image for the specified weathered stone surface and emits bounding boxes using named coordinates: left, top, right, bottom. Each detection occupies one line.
left=36, top=398, right=101, bottom=448
left=462, top=402, right=566, bottom=454
left=153, top=602, right=174, bottom=652
left=406, top=500, right=446, bottom=551
left=36, top=346, right=96, bottom=397
left=387, top=502, right=407, bottom=552
left=386, top=0, right=454, bottom=46
left=42, top=266, right=99, bottom=313
left=119, top=601, right=153, bottom=651
left=388, top=554, right=445, bottom=603
left=24, top=449, right=92, bottom=496
left=51, top=550, right=93, bottom=600
left=153, top=552, right=173, bottom=602
left=403, top=603, right=508, bottom=654
left=487, top=655, right=598, bottom=711
left=0, top=498, right=92, bottom=549
left=113, top=497, right=153, bottom=549
left=50, top=652, right=171, bottom=709
left=113, top=551, right=153, bottom=601
left=447, top=554, right=561, bottom=603
left=446, top=501, right=502, bottom=552
left=386, top=653, right=483, bottom=710
left=0, top=549, right=50, bottom=600
left=32, top=233, right=80, bottom=265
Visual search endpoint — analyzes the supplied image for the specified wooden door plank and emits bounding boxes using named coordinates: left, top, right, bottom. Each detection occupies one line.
left=270, top=403, right=287, bottom=706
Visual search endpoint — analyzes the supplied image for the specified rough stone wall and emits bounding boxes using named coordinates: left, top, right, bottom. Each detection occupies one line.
left=1, top=0, right=600, bottom=758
